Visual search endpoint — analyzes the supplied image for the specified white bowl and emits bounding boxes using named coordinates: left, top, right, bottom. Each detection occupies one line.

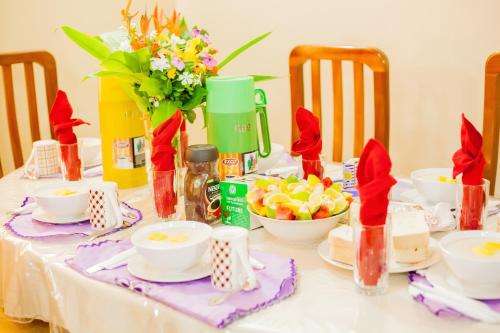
left=249, top=209, right=347, bottom=243
left=33, top=181, right=89, bottom=218
left=410, top=168, right=457, bottom=204
left=80, top=137, right=102, bottom=167
left=439, top=231, right=500, bottom=286
left=131, top=222, right=212, bottom=272
left=258, top=143, right=285, bottom=172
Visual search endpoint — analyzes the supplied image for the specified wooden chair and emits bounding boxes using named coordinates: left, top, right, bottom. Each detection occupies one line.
left=289, top=45, right=390, bottom=161
left=0, top=51, right=58, bottom=177
left=483, top=52, right=500, bottom=195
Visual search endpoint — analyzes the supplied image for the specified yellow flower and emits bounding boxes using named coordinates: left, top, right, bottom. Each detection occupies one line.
left=181, top=37, right=201, bottom=61
left=167, top=68, right=176, bottom=79
left=193, top=63, right=206, bottom=74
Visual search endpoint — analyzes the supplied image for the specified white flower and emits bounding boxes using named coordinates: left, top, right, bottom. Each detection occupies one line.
left=178, top=72, right=194, bottom=86
left=171, top=35, right=186, bottom=46
left=193, top=74, right=201, bottom=86
left=148, top=30, right=157, bottom=40
left=150, top=55, right=170, bottom=72
left=149, top=97, right=160, bottom=108
left=118, top=40, right=132, bottom=52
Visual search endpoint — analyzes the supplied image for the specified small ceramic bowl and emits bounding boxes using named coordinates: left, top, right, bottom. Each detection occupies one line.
left=410, top=168, right=457, bottom=204
left=439, top=231, right=500, bottom=286
left=131, top=221, right=213, bottom=272
left=33, top=181, right=89, bottom=218
left=249, top=209, right=347, bottom=243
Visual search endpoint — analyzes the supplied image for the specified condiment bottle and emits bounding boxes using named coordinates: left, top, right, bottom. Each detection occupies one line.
left=184, top=145, right=221, bottom=224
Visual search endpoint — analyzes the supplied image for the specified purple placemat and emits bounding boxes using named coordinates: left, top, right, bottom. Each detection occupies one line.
left=66, top=240, right=297, bottom=328
left=5, top=198, right=142, bottom=239
left=408, top=271, right=500, bottom=320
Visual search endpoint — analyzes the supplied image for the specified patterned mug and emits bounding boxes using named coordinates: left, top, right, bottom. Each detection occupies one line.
left=210, top=226, right=257, bottom=292
left=88, top=181, right=122, bottom=231
left=23, top=140, right=60, bottom=178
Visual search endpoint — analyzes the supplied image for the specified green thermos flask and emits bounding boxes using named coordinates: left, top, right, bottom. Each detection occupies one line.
left=206, top=76, right=271, bottom=179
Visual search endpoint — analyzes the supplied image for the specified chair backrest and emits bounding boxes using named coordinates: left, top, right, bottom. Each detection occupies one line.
left=0, top=51, right=58, bottom=176
left=289, top=45, right=390, bottom=161
left=483, top=52, right=500, bottom=195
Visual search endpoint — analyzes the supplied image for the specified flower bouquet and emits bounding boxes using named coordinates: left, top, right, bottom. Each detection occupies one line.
left=62, top=0, right=273, bottom=219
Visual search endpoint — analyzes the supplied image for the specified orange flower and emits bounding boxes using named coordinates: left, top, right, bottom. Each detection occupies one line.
left=150, top=42, right=161, bottom=54
left=166, top=10, right=185, bottom=36
left=121, top=0, right=138, bottom=33
left=140, top=12, right=151, bottom=35
left=131, top=36, right=147, bottom=50
left=152, top=4, right=167, bottom=33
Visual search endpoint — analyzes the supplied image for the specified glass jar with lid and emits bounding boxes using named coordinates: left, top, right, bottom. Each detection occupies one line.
left=184, top=144, right=221, bottom=224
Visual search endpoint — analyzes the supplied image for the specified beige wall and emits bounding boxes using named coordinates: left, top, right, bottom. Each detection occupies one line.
left=1, top=0, right=499, bottom=193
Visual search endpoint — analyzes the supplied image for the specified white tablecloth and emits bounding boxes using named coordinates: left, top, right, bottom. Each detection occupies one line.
left=0, top=169, right=499, bottom=333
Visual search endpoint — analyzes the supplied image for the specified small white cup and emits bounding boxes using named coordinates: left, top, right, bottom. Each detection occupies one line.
left=210, top=226, right=257, bottom=292
left=24, top=140, right=60, bottom=178
left=88, top=181, right=122, bottom=230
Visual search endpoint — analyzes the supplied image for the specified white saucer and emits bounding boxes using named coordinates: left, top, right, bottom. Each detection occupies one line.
left=426, top=262, right=500, bottom=300
left=32, top=207, right=89, bottom=224
left=127, top=254, right=211, bottom=283
left=317, top=237, right=441, bottom=274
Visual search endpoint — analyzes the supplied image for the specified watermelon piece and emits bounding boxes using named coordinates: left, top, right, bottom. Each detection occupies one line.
left=312, top=205, right=330, bottom=219
left=322, top=177, right=333, bottom=188
left=276, top=206, right=295, bottom=220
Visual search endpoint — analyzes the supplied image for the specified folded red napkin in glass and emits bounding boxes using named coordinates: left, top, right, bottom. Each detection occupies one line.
left=291, top=106, right=322, bottom=177
left=151, top=111, right=182, bottom=217
left=49, top=90, right=89, bottom=180
left=356, top=139, right=396, bottom=286
left=452, top=114, right=486, bottom=230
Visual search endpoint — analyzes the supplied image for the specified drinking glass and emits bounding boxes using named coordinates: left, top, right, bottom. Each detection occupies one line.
left=59, top=142, right=83, bottom=181
left=352, top=216, right=390, bottom=296
left=456, top=179, right=489, bottom=230
left=300, top=158, right=324, bottom=179
left=151, top=169, right=180, bottom=221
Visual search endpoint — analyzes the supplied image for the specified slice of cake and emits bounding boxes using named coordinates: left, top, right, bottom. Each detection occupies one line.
left=392, top=211, right=430, bottom=264
left=328, top=225, right=353, bottom=265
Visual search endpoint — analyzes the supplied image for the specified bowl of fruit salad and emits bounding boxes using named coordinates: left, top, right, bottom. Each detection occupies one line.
left=247, top=175, right=352, bottom=243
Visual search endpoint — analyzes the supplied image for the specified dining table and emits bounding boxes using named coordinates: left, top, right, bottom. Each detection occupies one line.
left=0, top=166, right=499, bottom=333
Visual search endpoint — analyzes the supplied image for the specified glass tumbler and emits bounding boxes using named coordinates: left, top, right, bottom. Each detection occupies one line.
left=352, top=216, right=391, bottom=296
left=59, top=142, right=83, bottom=181
left=456, top=179, right=489, bottom=230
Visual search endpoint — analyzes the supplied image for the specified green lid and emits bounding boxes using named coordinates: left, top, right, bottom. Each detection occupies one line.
left=206, top=76, right=255, bottom=114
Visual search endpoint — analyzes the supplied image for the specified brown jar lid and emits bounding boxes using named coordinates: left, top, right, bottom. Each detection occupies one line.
left=186, top=144, right=218, bottom=162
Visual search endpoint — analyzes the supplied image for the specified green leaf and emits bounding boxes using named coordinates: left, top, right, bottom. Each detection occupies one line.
left=201, top=104, right=208, bottom=129
left=151, top=100, right=179, bottom=128
left=185, top=109, right=196, bottom=123
left=62, top=26, right=111, bottom=61
left=162, top=79, right=172, bottom=95
left=100, top=52, right=130, bottom=72
left=219, top=31, right=271, bottom=69
left=181, top=86, right=206, bottom=111
left=139, top=78, right=162, bottom=96
left=84, top=70, right=137, bottom=83
left=252, top=75, right=279, bottom=82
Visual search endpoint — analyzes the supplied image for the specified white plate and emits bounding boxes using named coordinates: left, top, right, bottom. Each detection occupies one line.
left=426, top=262, right=500, bottom=300
left=32, top=207, right=89, bottom=224
left=317, top=237, right=441, bottom=273
left=127, top=254, right=211, bottom=283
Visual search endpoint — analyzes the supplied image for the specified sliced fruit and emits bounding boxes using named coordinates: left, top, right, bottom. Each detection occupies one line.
left=342, top=192, right=354, bottom=203
left=307, top=192, right=322, bottom=214
left=287, top=182, right=303, bottom=192
left=307, top=174, right=321, bottom=186
left=276, top=206, right=295, bottom=220
left=282, top=199, right=303, bottom=215
left=263, top=192, right=291, bottom=206
left=324, top=188, right=342, bottom=200
left=286, top=175, right=299, bottom=184
left=322, top=177, right=333, bottom=188
left=291, top=190, right=310, bottom=202
left=312, top=205, right=330, bottom=219
left=247, top=188, right=266, bottom=216
left=333, top=197, right=349, bottom=214
left=266, top=205, right=277, bottom=219
left=255, top=178, right=272, bottom=190
left=330, top=182, right=343, bottom=193
left=296, top=204, right=313, bottom=220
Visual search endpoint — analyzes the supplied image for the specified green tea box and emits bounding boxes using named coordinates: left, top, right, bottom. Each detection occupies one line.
left=220, top=175, right=262, bottom=230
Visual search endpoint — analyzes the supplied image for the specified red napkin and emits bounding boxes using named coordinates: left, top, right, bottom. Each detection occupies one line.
left=356, top=139, right=396, bottom=286
left=452, top=114, right=486, bottom=230
left=49, top=90, right=89, bottom=180
left=151, top=111, right=182, bottom=217
left=291, top=107, right=323, bottom=178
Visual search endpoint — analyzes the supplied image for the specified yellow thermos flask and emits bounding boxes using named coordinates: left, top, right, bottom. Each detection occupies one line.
left=98, top=78, right=148, bottom=189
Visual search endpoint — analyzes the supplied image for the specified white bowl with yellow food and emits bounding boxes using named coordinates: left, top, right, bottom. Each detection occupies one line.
left=131, top=221, right=213, bottom=272
left=33, top=181, right=89, bottom=218
left=410, top=168, right=458, bottom=204
left=439, top=231, right=500, bottom=286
